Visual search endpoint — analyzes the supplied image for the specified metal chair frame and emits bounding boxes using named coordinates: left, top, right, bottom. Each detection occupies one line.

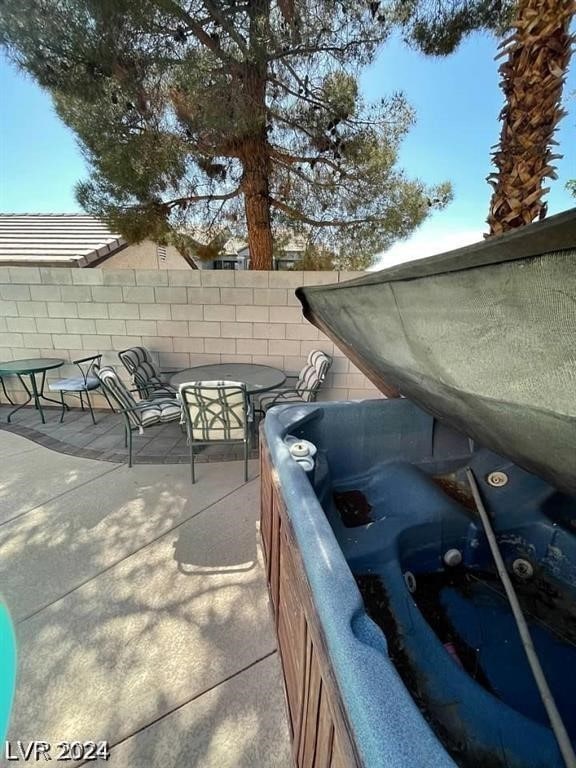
left=95, top=365, right=181, bottom=467
left=179, top=382, right=250, bottom=484
left=118, top=400, right=172, bottom=469
left=52, top=355, right=107, bottom=425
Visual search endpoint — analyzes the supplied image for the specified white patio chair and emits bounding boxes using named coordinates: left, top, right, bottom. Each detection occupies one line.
left=179, top=380, right=250, bottom=484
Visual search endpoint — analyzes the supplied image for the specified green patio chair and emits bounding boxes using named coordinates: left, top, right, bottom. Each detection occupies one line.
left=47, top=354, right=104, bottom=425
left=179, top=380, right=250, bottom=484
left=257, top=349, right=333, bottom=414
left=118, top=346, right=177, bottom=400
left=95, top=365, right=181, bottom=467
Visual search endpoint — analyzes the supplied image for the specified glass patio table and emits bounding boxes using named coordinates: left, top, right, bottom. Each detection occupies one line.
left=170, top=363, right=286, bottom=395
left=0, top=358, right=66, bottom=424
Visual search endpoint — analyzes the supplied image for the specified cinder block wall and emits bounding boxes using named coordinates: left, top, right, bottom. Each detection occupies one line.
left=0, top=267, right=382, bottom=407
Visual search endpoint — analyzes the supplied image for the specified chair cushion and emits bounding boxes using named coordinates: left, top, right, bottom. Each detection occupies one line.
left=179, top=380, right=247, bottom=441
left=48, top=376, right=100, bottom=392
left=118, top=346, right=169, bottom=400
left=307, top=349, right=328, bottom=369
left=119, top=346, right=156, bottom=374
left=295, top=363, right=320, bottom=400
left=295, top=350, right=332, bottom=401
left=139, top=399, right=182, bottom=426
left=148, top=384, right=178, bottom=399
left=96, top=365, right=142, bottom=427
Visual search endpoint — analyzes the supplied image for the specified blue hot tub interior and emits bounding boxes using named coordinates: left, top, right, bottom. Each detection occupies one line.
left=266, top=398, right=576, bottom=768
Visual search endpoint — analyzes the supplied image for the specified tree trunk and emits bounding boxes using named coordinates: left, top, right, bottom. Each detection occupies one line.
left=487, top=0, right=574, bottom=235
left=241, top=0, right=273, bottom=270
left=242, top=136, right=274, bottom=270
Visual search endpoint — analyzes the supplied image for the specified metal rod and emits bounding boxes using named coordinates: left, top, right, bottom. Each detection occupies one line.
left=465, top=467, right=576, bottom=768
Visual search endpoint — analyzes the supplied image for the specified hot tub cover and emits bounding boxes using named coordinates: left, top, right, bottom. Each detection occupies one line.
left=296, top=208, right=576, bottom=495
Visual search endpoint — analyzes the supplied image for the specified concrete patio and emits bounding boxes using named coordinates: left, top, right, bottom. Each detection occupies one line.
left=0, top=428, right=291, bottom=766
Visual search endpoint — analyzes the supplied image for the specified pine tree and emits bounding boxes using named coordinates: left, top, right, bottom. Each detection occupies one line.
left=394, top=0, right=515, bottom=54
left=0, top=0, right=453, bottom=269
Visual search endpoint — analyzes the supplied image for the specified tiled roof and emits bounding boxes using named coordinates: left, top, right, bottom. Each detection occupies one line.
left=0, top=214, right=126, bottom=266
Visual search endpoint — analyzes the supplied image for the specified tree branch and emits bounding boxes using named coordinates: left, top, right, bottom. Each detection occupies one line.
left=267, top=108, right=325, bottom=146
left=268, top=37, right=383, bottom=61
left=165, top=186, right=242, bottom=208
left=273, top=157, right=344, bottom=189
left=270, top=196, right=379, bottom=227
left=269, top=146, right=341, bottom=173
left=200, top=0, right=248, bottom=52
left=156, top=0, right=241, bottom=70
left=269, top=74, right=327, bottom=112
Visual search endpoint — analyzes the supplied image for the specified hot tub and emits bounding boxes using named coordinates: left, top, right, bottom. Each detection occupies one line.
left=260, top=398, right=576, bottom=768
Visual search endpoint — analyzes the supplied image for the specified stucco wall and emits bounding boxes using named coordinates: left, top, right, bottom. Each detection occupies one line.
left=100, top=240, right=189, bottom=270
left=0, top=267, right=382, bottom=408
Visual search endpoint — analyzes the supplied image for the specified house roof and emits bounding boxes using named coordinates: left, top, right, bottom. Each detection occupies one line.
left=0, top=214, right=127, bottom=267
left=217, top=234, right=307, bottom=261
left=222, top=236, right=248, bottom=256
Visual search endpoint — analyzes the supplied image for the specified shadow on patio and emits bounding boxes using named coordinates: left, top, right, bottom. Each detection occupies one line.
left=0, top=430, right=289, bottom=766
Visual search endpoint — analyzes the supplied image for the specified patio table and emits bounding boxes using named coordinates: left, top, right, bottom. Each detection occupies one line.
left=170, top=363, right=286, bottom=395
left=0, top=358, right=66, bottom=424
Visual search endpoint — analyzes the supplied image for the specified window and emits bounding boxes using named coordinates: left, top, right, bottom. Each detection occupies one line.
left=275, top=259, right=296, bottom=271
left=214, top=259, right=237, bottom=270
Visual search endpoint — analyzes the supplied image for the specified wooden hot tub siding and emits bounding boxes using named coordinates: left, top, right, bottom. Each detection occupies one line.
left=260, top=439, right=361, bottom=768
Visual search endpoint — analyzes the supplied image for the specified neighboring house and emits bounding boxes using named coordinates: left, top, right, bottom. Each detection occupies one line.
left=205, top=236, right=248, bottom=271
left=208, top=233, right=307, bottom=270
left=0, top=214, right=192, bottom=269
left=273, top=233, right=307, bottom=270
left=0, top=214, right=307, bottom=270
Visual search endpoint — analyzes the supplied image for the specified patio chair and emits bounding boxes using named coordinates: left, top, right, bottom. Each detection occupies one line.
left=257, top=350, right=333, bottom=414
left=118, top=346, right=177, bottom=400
left=179, top=380, right=250, bottom=484
left=47, top=354, right=105, bottom=425
left=95, top=365, right=181, bottom=467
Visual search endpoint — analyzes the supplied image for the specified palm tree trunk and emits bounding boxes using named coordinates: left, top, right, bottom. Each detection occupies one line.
left=487, top=0, right=574, bottom=235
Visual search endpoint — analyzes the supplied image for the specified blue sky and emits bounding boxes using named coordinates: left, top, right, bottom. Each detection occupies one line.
left=0, top=29, right=574, bottom=264
left=362, top=31, right=575, bottom=264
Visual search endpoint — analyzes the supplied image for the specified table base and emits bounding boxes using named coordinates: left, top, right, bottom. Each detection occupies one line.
left=7, top=371, right=69, bottom=425
left=0, top=377, right=14, bottom=406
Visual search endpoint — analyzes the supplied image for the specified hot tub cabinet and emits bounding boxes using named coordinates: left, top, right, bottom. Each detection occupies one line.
left=260, top=437, right=360, bottom=768
left=260, top=399, right=576, bottom=768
